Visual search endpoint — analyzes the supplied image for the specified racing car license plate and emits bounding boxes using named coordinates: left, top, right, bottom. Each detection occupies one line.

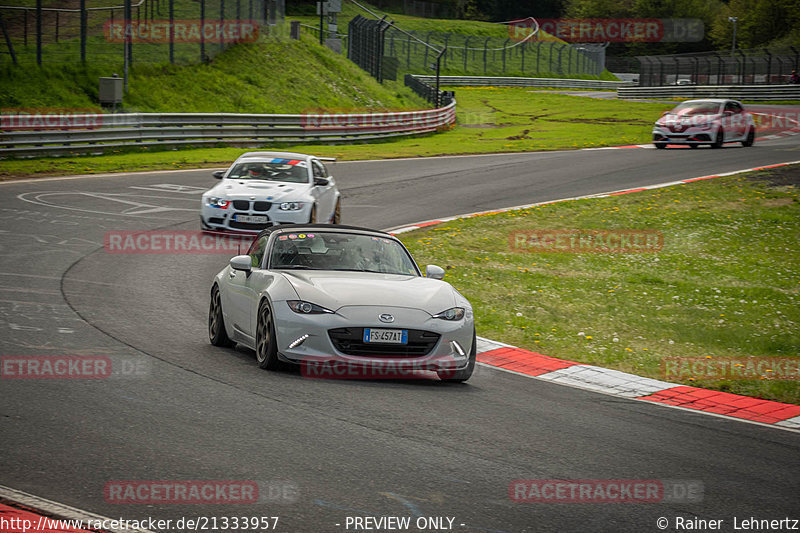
left=235, top=214, right=269, bottom=224
left=363, top=328, right=408, bottom=344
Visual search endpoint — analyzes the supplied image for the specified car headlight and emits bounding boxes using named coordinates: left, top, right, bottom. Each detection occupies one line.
left=206, top=197, right=229, bottom=209
left=279, top=202, right=305, bottom=211
left=287, top=300, right=334, bottom=314
left=432, top=307, right=465, bottom=321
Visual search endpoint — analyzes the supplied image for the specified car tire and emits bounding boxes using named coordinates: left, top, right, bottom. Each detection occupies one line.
left=689, top=144, right=698, bottom=149
left=332, top=199, right=341, bottom=224
left=209, top=285, right=233, bottom=347
left=256, top=300, right=280, bottom=370
left=742, top=127, right=755, bottom=147
left=308, top=205, right=317, bottom=224
left=711, top=128, right=724, bottom=148
left=438, top=330, right=477, bottom=383
left=654, top=142, right=666, bottom=149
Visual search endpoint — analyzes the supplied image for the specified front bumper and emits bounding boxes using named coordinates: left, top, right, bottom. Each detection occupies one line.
left=652, top=126, right=715, bottom=145
left=271, top=303, right=474, bottom=373
left=201, top=202, right=312, bottom=233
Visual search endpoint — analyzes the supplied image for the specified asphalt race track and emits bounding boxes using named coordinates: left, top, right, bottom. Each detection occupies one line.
left=1, top=138, right=799, bottom=533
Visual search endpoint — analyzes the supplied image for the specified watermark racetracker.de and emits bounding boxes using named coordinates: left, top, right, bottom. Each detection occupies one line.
left=103, top=480, right=298, bottom=504
left=299, top=357, right=474, bottom=380
left=104, top=230, right=254, bottom=254
left=509, top=229, right=663, bottom=253
left=1, top=355, right=151, bottom=380
left=1, top=108, right=103, bottom=131
left=103, top=19, right=259, bottom=43
left=508, top=18, right=704, bottom=43
left=509, top=479, right=704, bottom=503
left=662, top=357, right=800, bottom=381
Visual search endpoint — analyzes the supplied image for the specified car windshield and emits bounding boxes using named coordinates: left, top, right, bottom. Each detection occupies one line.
left=226, top=159, right=309, bottom=183
left=269, top=231, right=419, bottom=275
left=669, top=101, right=722, bottom=116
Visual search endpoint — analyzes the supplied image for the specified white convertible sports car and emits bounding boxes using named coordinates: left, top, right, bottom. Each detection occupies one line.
left=201, top=151, right=341, bottom=233
left=208, top=225, right=477, bottom=382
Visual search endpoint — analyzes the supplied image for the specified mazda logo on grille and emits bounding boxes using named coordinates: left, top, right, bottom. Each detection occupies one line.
left=379, top=313, right=394, bottom=323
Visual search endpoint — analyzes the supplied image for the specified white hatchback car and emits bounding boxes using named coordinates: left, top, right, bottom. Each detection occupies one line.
left=201, top=151, right=341, bottom=233
left=652, top=99, right=756, bottom=149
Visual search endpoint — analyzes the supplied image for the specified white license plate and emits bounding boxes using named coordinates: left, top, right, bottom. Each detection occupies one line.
left=235, top=215, right=269, bottom=223
left=363, top=328, right=408, bottom=344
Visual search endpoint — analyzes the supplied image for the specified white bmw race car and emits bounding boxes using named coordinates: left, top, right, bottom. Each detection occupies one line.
left=201, top=151, right=341, bottom=233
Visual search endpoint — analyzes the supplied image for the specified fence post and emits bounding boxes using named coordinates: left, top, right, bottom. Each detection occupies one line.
left=169, top=0, right=174, bottom=63
left=124, top=0, right=131, bottom=91
left=201, top=0, right=206, bottom=62
left=406, top=30, right=411, bottom=67
left=220, top=0, right=225, bottom=52
left=435, top=48, right=443, bottom=107
left=521, top=40, right=525, bottom=72
left=35, top=0, right=41, bottom=66
left=463, top=36, right=470, bottom=72
left=502, top=37, right=509, bottom=72
left=80, top=0, right=87, bottom=62
left=423, top=31, right=432, bottom=71
left=0, top=12, right=17, bottom=64
left=483, top=36, right=489, bottom=74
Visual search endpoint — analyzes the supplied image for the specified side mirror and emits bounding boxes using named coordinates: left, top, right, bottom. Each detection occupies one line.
left=425, top=264, right=445, bottom=280
left=230, top=255, right=252, bottom=274
left=213, top=170, right=225, bottom=179
left=314, top=177, right=330, bottom=187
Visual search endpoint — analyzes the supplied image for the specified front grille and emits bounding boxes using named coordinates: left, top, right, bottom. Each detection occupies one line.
left=329, top=328, right=440, bottom=357
left=232, top=200, right=250, bottom=210
left=209, top=217, right=225, bottom=224
left=253, top=201, right=271, bottom=212
left=229, top=220, right=272, bottom=230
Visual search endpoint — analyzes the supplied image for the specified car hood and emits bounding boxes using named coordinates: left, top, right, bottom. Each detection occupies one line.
left=206, top=179, right=310, bottom=201
left=656, top=112, right=721, bottom=127
left=280, top=270, right=457, bottom=313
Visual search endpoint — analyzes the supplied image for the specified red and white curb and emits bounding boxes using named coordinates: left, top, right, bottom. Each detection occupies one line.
left=0, top=485, right=154, bottom=533
left=475, top=337, right=800, bottom=430
left=389, top=159, right=800, bottom=431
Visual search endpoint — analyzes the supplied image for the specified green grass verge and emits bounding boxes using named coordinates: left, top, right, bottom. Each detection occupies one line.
left=0, top=33, right=426, bottom=113
left=0, top=88, right=670, bottom=179
left=397, top=166, right=800, bottom=405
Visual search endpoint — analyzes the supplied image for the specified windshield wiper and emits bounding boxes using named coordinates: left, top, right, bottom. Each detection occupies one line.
left=334, top=268, right=402, bottom=274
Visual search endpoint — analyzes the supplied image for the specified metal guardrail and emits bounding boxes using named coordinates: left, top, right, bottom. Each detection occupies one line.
left=0, top=104, right=457, bottom=158
left=618, top=85, right=800, bottom=101
left=411, top=75, right=634, bottom=90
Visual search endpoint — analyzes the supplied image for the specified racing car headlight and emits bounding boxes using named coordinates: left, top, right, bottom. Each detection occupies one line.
left=287, top=300, right=334, bottom=314
left=206, top=197, right=230, bottom=209
left=279, top=202, right=305, bottom=211
left=432, top=307, right=465, bottom=321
